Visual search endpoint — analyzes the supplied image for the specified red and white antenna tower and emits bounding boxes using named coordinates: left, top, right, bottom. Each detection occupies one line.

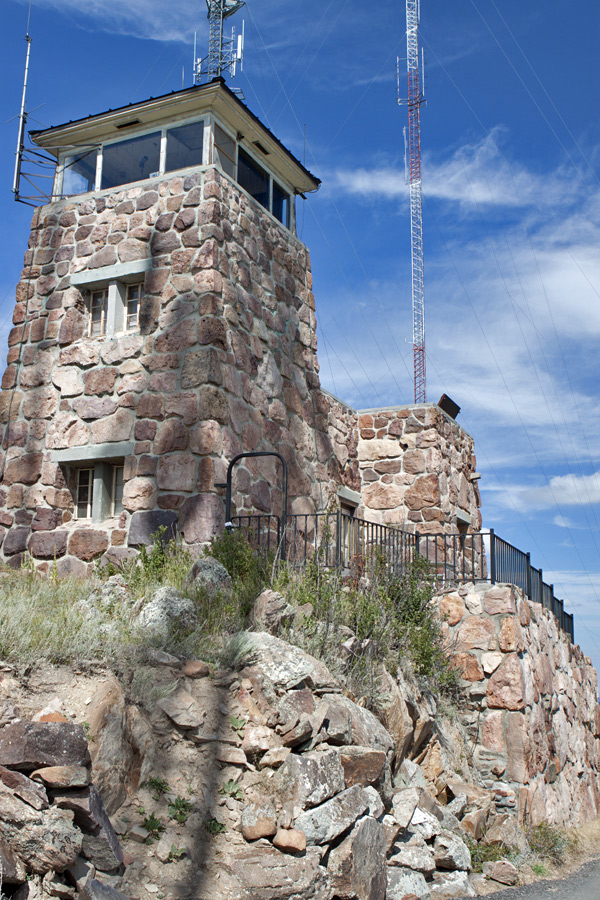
left=400, top=0, right=426, bottom=403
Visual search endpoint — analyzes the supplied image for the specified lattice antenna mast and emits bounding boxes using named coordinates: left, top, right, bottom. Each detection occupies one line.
left=194, top=0, right=245, bottom=84
left=401, top=0, right=426, bottom=403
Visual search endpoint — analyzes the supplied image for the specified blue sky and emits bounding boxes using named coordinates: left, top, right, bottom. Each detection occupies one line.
left=2, top=0, right=600, bottom=673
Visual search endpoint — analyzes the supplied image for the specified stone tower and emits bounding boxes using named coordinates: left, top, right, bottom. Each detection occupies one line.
left=0, top=78, right=481, bottom=573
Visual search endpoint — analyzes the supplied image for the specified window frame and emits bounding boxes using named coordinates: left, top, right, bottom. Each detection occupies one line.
left=85, top=280, right=143, bottom=340
left=76, top=468, right=94, bottom=520
left=73, top=462, right=125, bottom=523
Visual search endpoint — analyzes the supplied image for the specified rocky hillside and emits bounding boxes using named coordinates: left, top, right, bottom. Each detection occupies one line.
left=1, top=557, right=572, bottom=900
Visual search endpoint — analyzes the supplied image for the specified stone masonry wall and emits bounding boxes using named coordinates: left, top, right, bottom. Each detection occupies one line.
left=357, top=404, right=481, bottom=532
left=438, top=581, right=600, bottom=827
left=0, top=166, right=356, bottom=573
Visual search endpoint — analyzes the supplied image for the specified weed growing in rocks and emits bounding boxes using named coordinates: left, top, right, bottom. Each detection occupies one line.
left=204, top=817, right=226, bottom=836
left=527, top=823, right=570, bottom=865
left=206, top=527, right=273, bottom=619
left=146, top=777, right=170, bottom=800
left=143, top=813, right=165, bottom=840
left=168, top=796, right=192, bottom=824
left=276, top=553, right=461, bottom=700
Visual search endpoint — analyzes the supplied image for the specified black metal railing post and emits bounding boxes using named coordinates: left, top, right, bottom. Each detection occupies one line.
left=489, top=528, right=496, bottom=585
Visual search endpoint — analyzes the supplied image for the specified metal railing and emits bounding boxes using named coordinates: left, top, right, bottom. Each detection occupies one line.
left=229, top=513, right=574, bottom=641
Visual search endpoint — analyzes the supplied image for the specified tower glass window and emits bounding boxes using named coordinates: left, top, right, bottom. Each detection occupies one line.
left=62, top=149, right=97, bottom=195
left=213, top=124, right=236, bottom=177
left=101, top=132, right=161, bottom=190
left=166, top=120, right=205, bottom=172
left=272, top=181, right=289, bottom=227
left=238, top=148, right=269, bottom=209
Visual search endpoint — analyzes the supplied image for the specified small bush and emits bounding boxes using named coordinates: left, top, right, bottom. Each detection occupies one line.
left=466, top=838, right=513, bottom=873
left=527, top=823, right=569, bottom=864
left=206, top=528, right=272, bottom=619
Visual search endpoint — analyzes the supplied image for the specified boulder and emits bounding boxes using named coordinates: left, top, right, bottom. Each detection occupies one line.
left=433, top=830, right=472, bottom=871
left=321, top=694, right=394, bottom=755
left=339, top=746, right=387, bottom=788
left=482, top=859, right=518, bottom=885
left=136, top=587, right=197, bottom=638
left=387, top=867, right=431, bottom=900
left=388, top=841, right=436, bottom=875
left=247, top=590, right=295, bottom=633
left=157, top=686, right=205, bottom=729
left=1, top=799, right=82, bottom=874
left=0, top=836, right=27, bottom=883
left=79, top=880, right=131, bottom=900
left=430, top=870, right=477, bottom=898
left=240, top=632, right=338, bottom=694
left=0, top=722, right=90, bottom=772
left=294, top=784, right=372, bottom=845
left=223, top=843, right=331, bottom=900
left=0, top=765, right=48, bottom=809
left=184, top=555, right=232, bottom=598
left=327, top=815, right=387, bottom=900
left=241, top=800, right=278, bottom=841
left=275, top=748, right=345, bottom=819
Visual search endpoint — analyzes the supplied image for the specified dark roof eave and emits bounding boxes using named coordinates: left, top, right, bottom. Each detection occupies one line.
left=29, top=78, right=321, bottom=190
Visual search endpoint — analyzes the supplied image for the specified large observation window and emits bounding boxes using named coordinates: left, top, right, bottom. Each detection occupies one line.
left=213, top=124, right=236, bottom=178
left=58, top=115, right=295, bottom=231
left=166, top=121, right=205, bottom=173
left=101, top=132, right=161, bottom=190
left=62, top=149, right=97, bottom=195
left=238, top=149, right=269, bottom=209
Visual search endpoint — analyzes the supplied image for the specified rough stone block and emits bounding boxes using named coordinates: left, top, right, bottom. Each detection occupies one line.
left=127, top=510, right=178, bottom=547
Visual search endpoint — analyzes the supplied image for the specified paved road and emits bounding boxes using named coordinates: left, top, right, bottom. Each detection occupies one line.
left=458, top=856, right=600, bottom=900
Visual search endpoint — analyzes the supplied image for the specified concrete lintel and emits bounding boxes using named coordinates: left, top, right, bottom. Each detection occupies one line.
left=455, top=509, right=472, bottom=525
left=50, top=442, right=134, bottom=464
left=337, top=486, right=361, bottom=506
left=71, top=259, right=152, bottom=288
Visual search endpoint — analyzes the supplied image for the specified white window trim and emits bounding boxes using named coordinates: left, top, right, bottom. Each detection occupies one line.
left=58, top=114, right=210, bottom=195
left=56, top=112, right=296, bottom=232
left=72, top=461, right=125, bottom=523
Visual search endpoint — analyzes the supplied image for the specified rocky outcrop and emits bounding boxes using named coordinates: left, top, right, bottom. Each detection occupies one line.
left=0, top=718, right=128, bottom=898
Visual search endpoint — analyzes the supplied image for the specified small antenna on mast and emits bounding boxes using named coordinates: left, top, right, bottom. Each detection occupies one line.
left=11, top=14, right=56, bottom=207
left=194, top=0, right=246, bottom=87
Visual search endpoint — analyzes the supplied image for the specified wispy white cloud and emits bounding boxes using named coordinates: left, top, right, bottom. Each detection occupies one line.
left=328, top=129, right=577, bottom=211
left=517, top=471, right=600, bottom=511
left=14, top=0, right=203, bottom=42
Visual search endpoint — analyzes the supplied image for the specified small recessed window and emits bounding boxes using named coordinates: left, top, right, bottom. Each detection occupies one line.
left=76, top=468, right=94, bottom=519
left=213, top=124, right=236, bottom=178
left=89, top=289, right=108, bottom=337
left=238, top=148, right=269, bottom=209
left=112, top=465, right=124, bottom=516
left=126, top=284, right=141, bottom=331
left=62, top=149, right=97, bottom=195
left=101, top=132, right=161, bottom=190
left=166, top=120, right=205, bottom=172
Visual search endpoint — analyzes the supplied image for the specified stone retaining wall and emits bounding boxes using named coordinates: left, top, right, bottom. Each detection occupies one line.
left=438, top=581, right=600, bottom=827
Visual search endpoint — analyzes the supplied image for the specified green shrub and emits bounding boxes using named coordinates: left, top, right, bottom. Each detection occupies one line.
left=205, top=527, right=272, bottom=621
left=527, top=823, right=569, bottom=864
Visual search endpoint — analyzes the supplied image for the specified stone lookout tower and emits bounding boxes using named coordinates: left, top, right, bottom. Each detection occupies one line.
left=0, top=77, right=481, bottom=573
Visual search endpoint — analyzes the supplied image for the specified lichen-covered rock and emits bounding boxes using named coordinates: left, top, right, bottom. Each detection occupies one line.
left=294, top=784, right=372, bottom=845
left=327, top=815, right=387, bottom=900
left=0, top=722, right=90, bottom=771
left=136, top=586, right=197, bottom=637
left=183, top=555, right=232, bottom=598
